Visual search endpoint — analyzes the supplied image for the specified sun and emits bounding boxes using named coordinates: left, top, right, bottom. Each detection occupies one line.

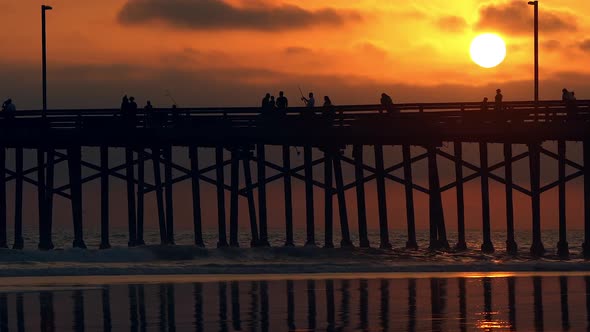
left=470, top=33, right=507, bottom=68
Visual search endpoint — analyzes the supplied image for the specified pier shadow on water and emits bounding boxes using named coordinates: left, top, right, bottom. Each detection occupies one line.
left=0, top=274, right=589, bottom=331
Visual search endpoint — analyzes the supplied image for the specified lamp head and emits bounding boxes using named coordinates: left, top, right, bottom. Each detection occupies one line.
left=527, top=1, right=537, bottom=5
left=42, top=5, right=53, bottom=10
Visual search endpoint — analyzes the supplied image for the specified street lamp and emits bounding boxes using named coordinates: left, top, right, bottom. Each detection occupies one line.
left=42, top=5, right=53, bottom=119
left=528, top=1, right=539, bottom=104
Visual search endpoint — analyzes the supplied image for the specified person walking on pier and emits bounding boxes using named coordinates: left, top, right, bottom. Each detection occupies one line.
left=269, top=96, right=276, bottom=111
left=494, top=89, right=503, bottom=112
left=276, top=91, right=288, bottom=115
left=380, top=93, right=395, bottom=114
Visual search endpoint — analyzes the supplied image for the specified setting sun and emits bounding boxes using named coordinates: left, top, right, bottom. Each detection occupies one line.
left=470, top=33, right=507, bottom=68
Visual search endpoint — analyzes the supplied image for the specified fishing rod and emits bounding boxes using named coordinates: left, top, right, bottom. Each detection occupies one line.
left=164, top=89, right=178, bottom=106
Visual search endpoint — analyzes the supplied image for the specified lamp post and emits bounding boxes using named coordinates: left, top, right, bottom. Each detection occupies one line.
left=528, top=1, right=539, bottom=104
left=42, top=5, right=52, bottom=119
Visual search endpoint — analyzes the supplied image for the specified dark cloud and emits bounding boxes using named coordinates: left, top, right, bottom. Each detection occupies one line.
left=580, top=39, right=590, bottom=52
left=542, top=40, right=561, bottom=51
left=436, top=16, right=467, bottom=33
left=284, top=47, right=313, bottom=55
left=118, top=0, right=362, bottom=31
left=475, top=1, right=576, bottom=35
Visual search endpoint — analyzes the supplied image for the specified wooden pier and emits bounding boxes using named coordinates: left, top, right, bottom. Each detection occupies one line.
left=0, top=99, right=589, bottom=256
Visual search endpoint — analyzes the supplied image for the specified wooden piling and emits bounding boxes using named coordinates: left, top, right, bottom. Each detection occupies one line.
left=215, top=146, right=228, bottom=247
left=164, top=146, right=175, bottom=245
left=283, top=146, right=294, bottom=247
left=242, top=154, right=260, bottom=247
left=36, top=149, right=50, bottom=250
left=504, top=144, right=518, bottom=254
left=557, top=140, right=569, bottom=257
left=324, top=151, right=334, bottom=248
left=257, top=144, right=270, bottom=247
left=304, top=145, right=316, bottom=247
left=68, top=146, right=86, bottom=248
left=333, top=152, right=353, bottom=248
left=0, top=147, right=6, bottom=248
left=529, top=143, right=545, bottom=256
left=480, top=142, right=494, bottom=253
left=189, top=146, right=204, bottom=247
left=45, top=149, right=55, bottom=249
left=403, top=145, right=418, bottom=250
left=13, top=148, right=23, bottom=249
left=229, top=149, right=240, bottom=247
left=99, top=146, right=111, bottom=249
left=584, top=140, right=590, bottom=258
left=125, top=148, right=137, bottom=247
left=136, top=149, right=145, bottom=246
left=454, top=142, right=467, bottom=250
left=374, top=144, right=391, bottom=249
left=152, top=147, right=168, bottom=245
left=428, top=147, right=449, bottom=250
left=353, top=145, right=370, bottom=248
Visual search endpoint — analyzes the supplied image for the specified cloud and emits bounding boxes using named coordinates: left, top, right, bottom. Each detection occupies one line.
left=475, top=1, right=576, bottom=35
left=580, top=39, right=590, bottom=52
left=284, top=47, right=313, bottom=55
left=436, top=16, right=468, bottom=33
left=118, top=0, right=362, bottom=31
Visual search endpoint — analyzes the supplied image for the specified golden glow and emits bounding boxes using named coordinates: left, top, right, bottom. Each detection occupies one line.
left=469, top=33, right=507, bottom=68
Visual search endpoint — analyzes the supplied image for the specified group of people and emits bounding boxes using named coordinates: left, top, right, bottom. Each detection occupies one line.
left=480, top=89, right=504, bottom=112
left=260, top=91, right=397, bottom=117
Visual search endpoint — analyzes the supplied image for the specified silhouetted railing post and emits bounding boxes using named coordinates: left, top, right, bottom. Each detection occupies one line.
left=37, top=149, right=47, bottom=250
left=508, top=277, right=516, bottom=330
left=380, top=279, right=390, bottom=331
left=13, top=148, right=24, bottom=250
left=16, top=293, right=24, bottom=332
left=480, top=142, right=494, bottom=253
left=454, top=142, right=467, bottom=250
left=287, top=280, right=295, bottom=330
left=164, top=146, right=175, bottom=244
left=128, top=286, right=138, bottom=331
left=152, top=147, right=167, bottom=244
left=504, top=144, right=518, bottom=254
left=73, top=290, right=85, bottom=332
left=166, top=284, right=176, bottom=332
left=257, top=144, right=270, bottom=246
left=324, top=151, right=334, bottom=248
left=304, top=145, right=316, bottom=247
left=102, top=286, right=112, bottom=332
left=193, top=283, right=204, bottom=332
left=334, top=151, right=353, bottom=248
left=260, top=281, right=269, bottom=332
left=584, top=140, right=590, bottom=258
left=39, top=291, right=55, bottom=332
left=68, top=146, right=86, bottom=248
left=189, top=146, right=204, bottom=247
left=125, top=147, right=137, bottom=247
left=242, top=154, right=259, bottom=247
left=353, top=145, right=370, bottom=248
left=99, top=146, right=111, bottom=249
left=218, top=282, right=228, bottom=332
left=529, top=143, right=545, bottom=256
left=283, top=146, right=294, bottom=247
left=374, top=144, right=391, bottom=249
left=229, top=148, right=240, bottom=247
left=430, top=278, right=441, bottom=332
left=0, top=146, right=6, bottom=248
left=403, top=145, right=418, bottom=250
left=136, top=149, right=145, bottom=246
left=557, top=140, right=569, bottom=257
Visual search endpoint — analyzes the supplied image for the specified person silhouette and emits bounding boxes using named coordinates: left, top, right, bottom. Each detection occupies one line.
left=2, top=99, right=15, bottom=120
left=380, top=93, right=395, bottom=114
left=302, top=92, right=315, bottom=108
left=323, top=96, right=334, bottom=116
left=276, top=91, right=288, bottom=115
left=494, top=89, right=503, bottom=111
left=481, top=97, right=489, bottom=111
left=128, top=96, right=138, bottom=127
left=144, top=101, right=153, bottom=128
left=261, top=93, right=271, bottom=115
left=269, top=96, right=276, bottom=111
left=121, top=95, right=130, bottom=111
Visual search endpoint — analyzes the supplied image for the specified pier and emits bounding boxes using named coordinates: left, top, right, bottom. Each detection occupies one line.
left=0, top=99, right=589, bottom=256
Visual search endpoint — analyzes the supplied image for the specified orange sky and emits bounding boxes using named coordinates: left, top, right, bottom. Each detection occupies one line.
left=1, top=0, right=589, bottom=108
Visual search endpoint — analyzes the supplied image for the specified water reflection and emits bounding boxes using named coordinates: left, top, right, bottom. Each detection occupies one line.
left=3, top=275, right=590, bottom=331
